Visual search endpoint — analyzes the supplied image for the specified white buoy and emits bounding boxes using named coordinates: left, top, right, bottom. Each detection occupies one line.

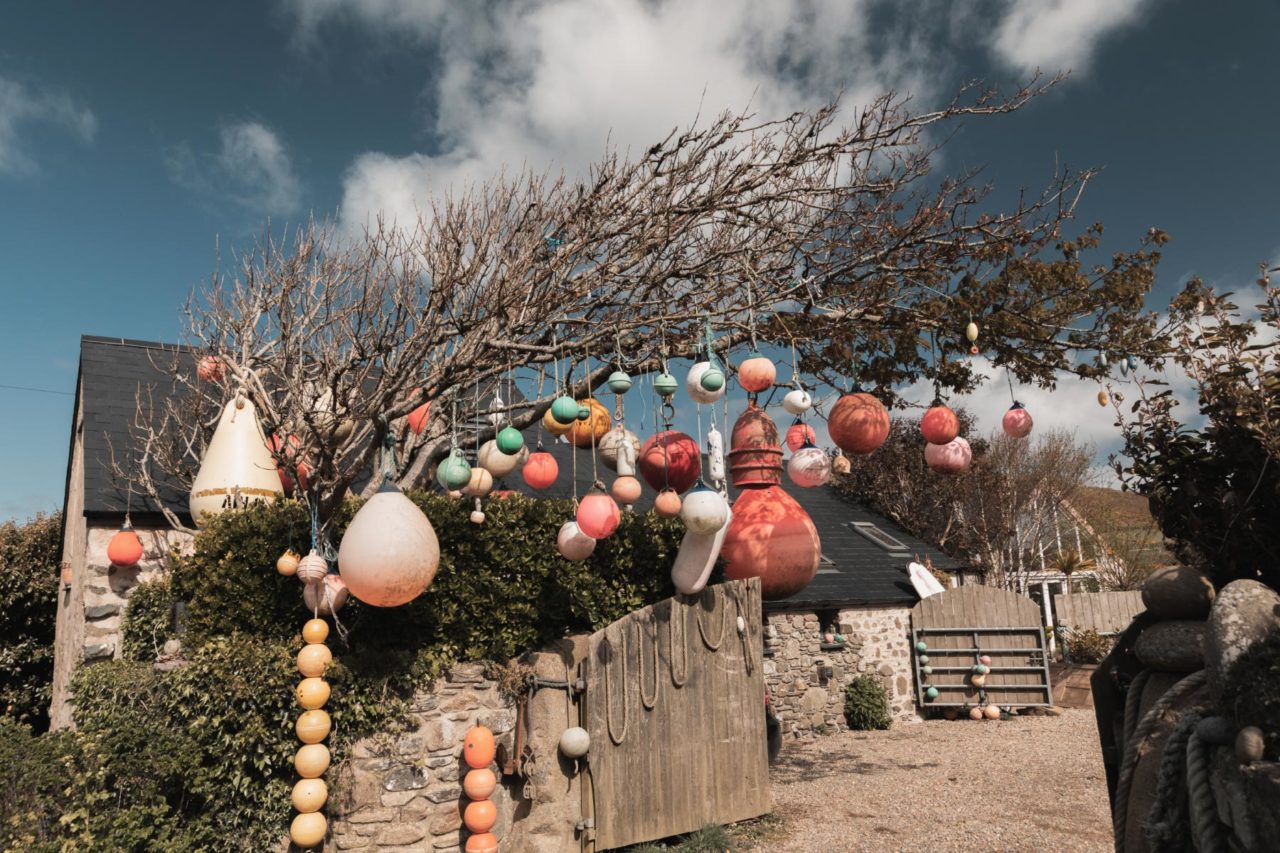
left=338, top=480, right=440, bottom=607
left=189, top=397, right=283, bottom=525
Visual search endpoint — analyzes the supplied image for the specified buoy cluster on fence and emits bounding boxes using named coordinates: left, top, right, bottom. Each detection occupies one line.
left=461, top=725, right=499, bottom=853
left=289, top=618, right=333, bottom=849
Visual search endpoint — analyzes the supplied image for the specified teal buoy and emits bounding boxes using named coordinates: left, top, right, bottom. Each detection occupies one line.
left=496, top=425, right=524, bottom=455
left=699, top=366, right=725, bottom=392
left=437, top=452, right=472, bottom=491
left=576, top=405, right=591, bottom=421
left=972, top=663, right=989, bottom=675
left=654, top=373, right=678, bottom=397
left=915, top=641, right=928, bottom=653
left=1127, top=354, right=1138, bottom=372
left=551, top=396, right=579, bottom=424
left=918, top=655, right=929, bottom=666
left=925, top=686, right=939, bottom=700
left=607, top=370, right=632, bottom=394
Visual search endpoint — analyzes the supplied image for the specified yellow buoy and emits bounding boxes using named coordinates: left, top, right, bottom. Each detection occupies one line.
left=290, top=811, right=327, bottom=847
left=294, top=743, right=331, bottom=778
left=297, top=644, right=332, bottom=677
left=292, top=778, right=328, bottom=813
left=296, top=709, right=332, bottom=744
left=295, top=677, right=330, bottom=710
left=302, top=618, right=329, bottom=645
left=543, top=408, right=573, bottom=436
left=1097, top=390, right=1110, bottom=407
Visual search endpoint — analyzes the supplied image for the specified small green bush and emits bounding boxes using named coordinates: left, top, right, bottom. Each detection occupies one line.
left=120, top=576, right=178, bottom=661
left=1064, top=628, right=1115, bottom=664
left=0, top=512, right=62, bottom=732
left=843, top=675, right=892, bottom=731
left=0, top=718, right=73, bottom=852
left=1221, top=632, right=1280, bottom=761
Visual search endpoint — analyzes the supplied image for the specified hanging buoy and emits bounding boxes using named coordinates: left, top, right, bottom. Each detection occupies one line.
left=522, top=451, right=559, bottom=490
left=925, top=437, right=972, bottom=474
left=921, top=405, right=960, bottom=445
left=1099, top=352, right=1110, bottom=368
left=294, top=743, right=331, bottom=778
left=568, top=399, right=611, bottom=448
left=969, top=345, right=979, bottom=356
left=671, top=505, right=732, bottom=595
left=1002, top=402, right=1033, bottom=439
left=737, top=352, right=776, bottom=393
left=338, top=480, right=441, bottom=607
left=480, top=440, right=523, bottom=479
left=297, top=550, right=329, bottom=583
left=653, top=372, right=679, bottom=397
left=302, top=574, right=349, bottom=616
left=463, top=726, right=497, bottom=769
left=470, top=508, right=486, bottom=524
left=828, top=392, right=890, bottom=455
left=557, top=520, right=596, bottom=561
left=1119, top=359, right=1129, bottom=377
left=268, top=434, right=311, bottom=493
left=1097, top=390, right=1110, bottom=407
left=686, top=362, right=727, bottom=404
left=277, top=548, right=301, bottom=577
left=1126, top=354, right=1138, bottom=373
left=189, top=397, right=283, bottom=525
left=297, top=643, right=332, bottom=677
left=965, top=321, right=979, bottom=343
left=576, top=489, right=621, bottom=539
left=465, top=834, right=499, bottom=853
left=407, top=391, right=431, bottom=435
left=680, top=483, right=729, bottom=535
left=979, top=654, right=992, bottom=666
left=107, top=523, right=144, bottom=568
left=292, top=778, right=328, bottom=814
left=782, top=388, right=812, bottom=415
left=487, top=393, right=505, bottom=427
left=707, top=425, right=726, bottom=484
left=296, top=709, right=332, bottom=744
left=784, top=419, right=817, bottom=452
left=607, top=370, right=632, bottom=394
left=302, top=618, right=328, bottom=644
left=970, top=673, right=987, bottom=688
left=558, top=726, right=591, bottom=759
left=543, top=408, right=573, bottom=436
left=610, top=475, right=642, bottom=505
left=576, top=405, right=590, bottom=421
left=925, top=686, right=940, bottom=700
left=653, top=488, right=682, bottom=518
left=496, top=425, right=524, bottom=455
left=290, top=812, right=327, bottom=848
left=464, top=799, right=498, bottom=834
left=550, top=395, right=580, bottom=424
left=787, top=444, right=832, bottom=487
left=437, top=451, right=472, bottom=491
left=463, top=467, right=494, bottom=497
left=831, top=453, right=851, bottom=475
left=598, top=427, right=641, bottom=473
left=463, top=768, right=497, bottom=800
left=196, top=355, right=224, bottom=382
left=637, top=431, right=701, bottom=493
left=296, top=677, right=331, bottom=710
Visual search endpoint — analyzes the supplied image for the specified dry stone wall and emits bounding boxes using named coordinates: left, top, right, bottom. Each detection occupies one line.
left=763, top=605, right=916, bottom=735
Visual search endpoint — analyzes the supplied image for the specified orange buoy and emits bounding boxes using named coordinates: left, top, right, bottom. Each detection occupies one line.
left=297, top=643, right=333, bottom=677
left=828, top=392, right=890, bottom=455
left=568, top=398, right=611, bottom=448
left=465, top=833, right=499, bottom=853
left=920, top=405, right=960, bottom=445
left=295, top=709, right=332, bottom=744
left=610, top=474, right=642, bottom=504
left=294, top=743, right=331, bottom=778
left=463, top=768, right=497, bottom=800
left=737, top=352, right=776, bottom=393
left=107, top=523, right=144, bottom=568
left=290, top=812, right=327, bottom=848
left=292, top=778, right=328, bottom=813
left=653, top=488, right=682, bottom=518
left=277, top=549, right=301, bottom=577
left=302, top=618, right=329, bottom=645
left=463, top=726, right=496, bottom=769
left=296, top=677, right=331, bottom=710
left=463, top=799, right=498, bottom=833
left=576, top=489, right=621, bottom=539
left=522, top=451, right=559, bottom=490
left=637, top=431, right=701, bottom=493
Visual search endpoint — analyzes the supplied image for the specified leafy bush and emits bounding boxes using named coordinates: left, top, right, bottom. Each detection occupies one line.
left=0, top=512, right=62, bottom=732
left=120, top=576, right=177, bottom=661
left=843, top=675, right=892, bottom=731
left=1064, top=629, right=1114, bottom=664
left=1221, top=632, right=1280, bottom=761
left=0, top=718, right=73, bottom=852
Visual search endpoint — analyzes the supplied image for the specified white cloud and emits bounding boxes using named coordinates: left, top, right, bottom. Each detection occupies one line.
left=989, top=0, right=1151, bottom=75
left=167, top=120, right=302, bottom=216
left=0, top=77, right=96, bottom=176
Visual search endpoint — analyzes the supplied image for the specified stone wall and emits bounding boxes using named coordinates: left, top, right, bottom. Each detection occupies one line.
left=331, top=640, right=586, bottom=853
left=763, top=604, right=916, bottom=735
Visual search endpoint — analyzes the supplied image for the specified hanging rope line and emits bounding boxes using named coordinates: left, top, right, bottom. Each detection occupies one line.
left=669, top=599, right=689, bottom=687
left=638, top=612, right=660, bottom=711
left=695, top=585, right=727, bottom=651
left=604, top=624, right=629, bottom=745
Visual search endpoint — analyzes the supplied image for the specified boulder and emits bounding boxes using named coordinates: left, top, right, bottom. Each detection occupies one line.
left=1205, top=580, right=1280, bottom=701
left=1133, top=620, right=1206, bottom=673
left=1142, top=565, right=1215, bottom=620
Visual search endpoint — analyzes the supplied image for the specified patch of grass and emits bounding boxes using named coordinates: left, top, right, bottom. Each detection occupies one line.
left=726, top=813, right=788, bottom=848
left=618, top=822, right=743, bottom=852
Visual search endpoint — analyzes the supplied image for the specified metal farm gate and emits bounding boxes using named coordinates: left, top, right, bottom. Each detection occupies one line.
left=579, top=578, right=768, bottom=851
left=909, top=585, right=1053, bottom=709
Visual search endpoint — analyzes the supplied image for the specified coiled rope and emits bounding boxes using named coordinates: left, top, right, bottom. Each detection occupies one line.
left=638, top=612, right=660, bottom=711
left=669, top=598, right=689, bottom=687
left=695, top=586, right=727, bottom=651
left=604, top=624, right=629, bottom=745
left=1186, top=726, right=1228, bottom=853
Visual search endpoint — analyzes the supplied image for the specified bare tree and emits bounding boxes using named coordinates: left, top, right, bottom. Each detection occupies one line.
left=124, top=81, right=1164, bottom=534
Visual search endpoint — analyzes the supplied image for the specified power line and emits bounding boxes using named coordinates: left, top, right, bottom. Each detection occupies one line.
left=0, top=383, right=74, bottom=397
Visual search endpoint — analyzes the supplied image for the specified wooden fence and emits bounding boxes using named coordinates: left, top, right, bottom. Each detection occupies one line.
left=909, top=585, right=1052, bottom=708
left=581, top=578, right=768, bottom=851
left=1053, top=590, right=1144, bottom=634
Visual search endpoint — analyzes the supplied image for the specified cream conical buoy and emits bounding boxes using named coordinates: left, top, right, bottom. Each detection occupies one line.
left=338, top=479, right=440, bottom=607
left=189, top=397, right=282, bottom=526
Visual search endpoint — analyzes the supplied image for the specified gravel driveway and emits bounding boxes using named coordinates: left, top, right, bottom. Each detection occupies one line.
left=744, top=709, right=1113, bottom=852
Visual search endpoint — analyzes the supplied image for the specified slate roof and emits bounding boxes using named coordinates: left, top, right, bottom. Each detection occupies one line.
left=68, top=336, right=964, bottom=606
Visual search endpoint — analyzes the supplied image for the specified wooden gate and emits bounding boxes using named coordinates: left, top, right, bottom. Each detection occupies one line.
left=1054, top=590, right=1144, bottom=634
left=909, top=586, right=1052, bottom=709
left=581, top=578, right=768, bottom=851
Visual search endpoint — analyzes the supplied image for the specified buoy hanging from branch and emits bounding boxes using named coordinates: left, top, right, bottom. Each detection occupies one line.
left=189, top=396, right=283, bottom=526
left=920, top=405, right=960, bottom=446
left=782, top=387, right=812, bottom=415
left=737, top=351, right=776, bottom=394
left=302, top=574, right=349, bottom=617
left=925, top=437, right=972, bottom=474
left=680, top=483, right=729, bottom=535
left=787, top=443, right=832, bottom=488
left=687, top=362, right=726, bottom=404
left=568, top=399, right=611, bottom=448
left=654, top=488, right=682, bottom=518
left=784, top=419, right=817, bottom=452
left=522, top=451, right=559, bottom=490
left=828, top=392, right=890, bottom=455
left=107, top=521, right=143, bottom=568
left=576, top=488, right=621, bottom=539
left=598, top=427, right=640, bottom=473
left=637, top=431, right=701, bottom=494
left=289, top=618, right=332, bottom=849
left=1002, top=402, right=1033, bottom=439
left=557, top=520, right=596, bottom=561
left=338, top=479, right=441, bottom=607
left=196, top=355, right=224, bottom=382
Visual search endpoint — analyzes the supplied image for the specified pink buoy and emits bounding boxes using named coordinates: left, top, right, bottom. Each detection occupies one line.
left=576, top=490, right=621, bottom=540
left=925, top=436, right=972, bottom=474
left=1002, top=401, right=1033, bottom=439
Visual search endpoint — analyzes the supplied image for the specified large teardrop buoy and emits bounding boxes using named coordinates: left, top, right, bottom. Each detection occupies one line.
left=338, top=480, right=440, bottom=607
left=189, top=397, right=283, bottom=526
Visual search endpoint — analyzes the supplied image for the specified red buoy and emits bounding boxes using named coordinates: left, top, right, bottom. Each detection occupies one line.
left=828, top=392, right=889, bottom=455
left=637, top=431, right=701, bottom=494
left=920, top=405, right=959, bottom=445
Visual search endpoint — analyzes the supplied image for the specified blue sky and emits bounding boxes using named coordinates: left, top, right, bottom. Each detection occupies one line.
left=1, top=0, right=1277, bottom=519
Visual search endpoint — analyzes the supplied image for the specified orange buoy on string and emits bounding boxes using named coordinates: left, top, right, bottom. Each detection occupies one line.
left=828, top=392, right=890, bottom=455
left=920, top=405, right=959, bottom=445
left=107, top=521, right=144, bottom=568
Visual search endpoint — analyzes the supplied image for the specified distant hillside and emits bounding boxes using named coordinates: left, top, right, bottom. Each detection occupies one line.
left=1070, top=486, right=1173, bottom=588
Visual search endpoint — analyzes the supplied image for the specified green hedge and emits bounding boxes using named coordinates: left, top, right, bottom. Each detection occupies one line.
left=5, top=493, right=684, bottom=852
left=843, top=675, right=892, bottom=731
left=0, top=512, right=62, bottom=732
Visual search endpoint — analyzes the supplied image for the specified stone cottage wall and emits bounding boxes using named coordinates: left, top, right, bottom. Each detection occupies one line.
left=763, top=604, right=916, bottom=735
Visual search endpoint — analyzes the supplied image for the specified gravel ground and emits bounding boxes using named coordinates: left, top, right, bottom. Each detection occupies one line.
left=743, top=709, right=1113, bottom=853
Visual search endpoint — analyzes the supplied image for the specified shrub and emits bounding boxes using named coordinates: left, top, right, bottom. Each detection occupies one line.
left=1064, top=629, right=1114, bottom=664
left=0, top=512, right=62, bottom=732
left=120, top=577, right=178, bottom=661
left=843, top=675, right=892, bottom=731
left=0, top=718, right=73, bottom=852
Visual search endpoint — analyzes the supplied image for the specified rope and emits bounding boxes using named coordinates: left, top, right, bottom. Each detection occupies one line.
left=1113, top=670, right=1208, bottom=853
left=604, top=624, right=629, bottom=745
left=695, top=586, right=727, bottom=651
left=638, top=613, right=660, bottom=711
left=1122, top=669, right=1152, bottom=756
left=669, top=599, right=689, bottom=687
left=1143, top=711, right=1199, bottom=852
left=1186, top=728, right=1228, bottom=853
